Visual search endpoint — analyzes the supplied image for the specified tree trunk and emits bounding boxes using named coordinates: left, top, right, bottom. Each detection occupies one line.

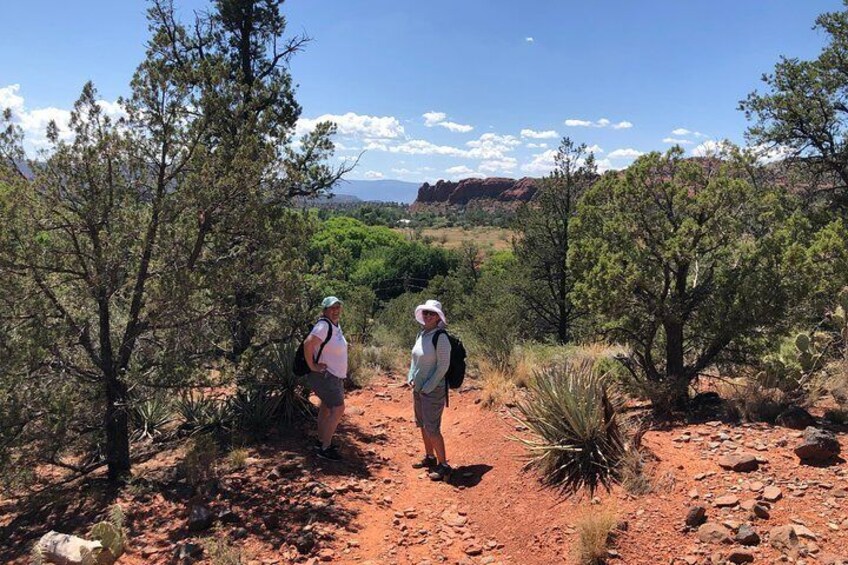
left=664, top=319, right=688, bottom=410
left=104, top=371, right=131, bottom=481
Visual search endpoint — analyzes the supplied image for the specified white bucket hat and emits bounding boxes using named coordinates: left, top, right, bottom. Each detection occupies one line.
left=414, top=299, right=447, bottom=325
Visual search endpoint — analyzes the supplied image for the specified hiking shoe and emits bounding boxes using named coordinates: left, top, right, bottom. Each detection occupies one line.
left=316, top=445, right=342, bottom=461
left=412, top=455, right=437, bottom=469
left=428, top=463, right=452, bottom=482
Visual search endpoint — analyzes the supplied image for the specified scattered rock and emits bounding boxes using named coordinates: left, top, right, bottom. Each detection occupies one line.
left=685, top=506, right=707, bottom=528
left=795, top=427, right=841, bottom=463
left=36, top=531, right=114, bottom=565
left=717, top=453, right=759, bottom=472
left=464, top=543, right=483, bottom=556
left=735, top=524, right=761, bottom=546
left=769, top=525, right=799, bottom=552
left=175, top=542, right=204, bottom=563
left=697, top=523, right=732, bottom=544
left=714, top=495, right=740, bottom=508
left=776, top=406, right=816, bottom=430
left=727, top=550, right=755, bottom=564
left=752, top=504, right=771, bottom=520
left=188, top=503, right=214, bottom=532
left=762, top=486, right=782, bottom=502
left=792, top=524, right=817, bottom=539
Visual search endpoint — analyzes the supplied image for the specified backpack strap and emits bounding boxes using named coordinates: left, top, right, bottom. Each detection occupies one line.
left=314, top=317, right=334, bottom=364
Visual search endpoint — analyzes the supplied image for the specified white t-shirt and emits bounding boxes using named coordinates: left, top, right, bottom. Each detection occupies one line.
left=308, top=319, right=348, bottom=379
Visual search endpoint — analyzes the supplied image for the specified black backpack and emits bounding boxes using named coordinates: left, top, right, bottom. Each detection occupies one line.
left=293, top=318, right=333, bottom=376
left=432, top=330, right=467, bottom=405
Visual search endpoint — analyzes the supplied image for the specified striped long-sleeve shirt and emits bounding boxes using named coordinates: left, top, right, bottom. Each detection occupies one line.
left=407, top=325, right=452, bottom=394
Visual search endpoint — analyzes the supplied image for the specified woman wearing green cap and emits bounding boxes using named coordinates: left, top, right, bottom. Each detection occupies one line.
left=304, top=296, right=348, bottom=461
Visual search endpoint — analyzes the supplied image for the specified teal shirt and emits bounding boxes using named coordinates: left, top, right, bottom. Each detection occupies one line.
left=407, top=326, right=452, bottom=394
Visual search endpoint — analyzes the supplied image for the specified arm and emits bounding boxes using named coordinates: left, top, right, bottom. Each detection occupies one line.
left=304, top=322, right=329, bottom=373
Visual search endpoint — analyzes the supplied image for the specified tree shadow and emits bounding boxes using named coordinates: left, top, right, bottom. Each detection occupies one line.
left=0, top=416, right=386, bottom=563
left=447, top=464, right=493, bottom=488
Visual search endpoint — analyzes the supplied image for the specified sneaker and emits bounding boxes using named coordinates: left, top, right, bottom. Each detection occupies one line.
left=316, top=444, right=342, bottom=461
left=428, top=463, right=452, bottom=482
left=412, top=455, right=437, bottom=469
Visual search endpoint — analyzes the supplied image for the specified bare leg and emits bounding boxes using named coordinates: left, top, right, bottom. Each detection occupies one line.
left=420, top=428, right=435, bottom=457
left=426, top=430, right=447, bottom=464
left=319, top=404, right=345, bottom=449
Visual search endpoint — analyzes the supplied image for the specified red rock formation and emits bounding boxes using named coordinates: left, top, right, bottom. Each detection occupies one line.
left=414, top=177, right=539, bottom=206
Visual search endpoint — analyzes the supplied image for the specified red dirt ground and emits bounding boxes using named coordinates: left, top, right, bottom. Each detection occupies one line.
left=2, top=373, right=847, bottom=564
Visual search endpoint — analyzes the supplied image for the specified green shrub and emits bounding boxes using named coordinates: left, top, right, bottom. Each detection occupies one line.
left=253, top=342, right=312, bottom=424
left=231, top=385, right=282, bottom=438
left=175, top=393, right=233, bottom=438
left=130, top=393, right=174, bottom=441
left=514, top=361, right=625, bottom=495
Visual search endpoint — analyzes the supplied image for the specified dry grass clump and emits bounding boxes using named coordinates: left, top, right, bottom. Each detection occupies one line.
left=575, top=507, right=619, bottom=565
left=225, top=448, right=249, bottom=471
left=479, top=360, right=520, bottom=408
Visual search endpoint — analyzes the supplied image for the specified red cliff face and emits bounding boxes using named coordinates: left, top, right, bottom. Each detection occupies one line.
left=414, top=177, right=539, bottom=206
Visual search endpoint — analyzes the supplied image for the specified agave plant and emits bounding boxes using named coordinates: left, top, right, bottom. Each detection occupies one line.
left=175, top=393, right=233, bottom=438
left=257, top=342, right=313, bottom=424
left=231, top=384, right=282, bottom=437
left=514, top=360, right=625, bottom=495
left=130, top=394, right=174, bottom=441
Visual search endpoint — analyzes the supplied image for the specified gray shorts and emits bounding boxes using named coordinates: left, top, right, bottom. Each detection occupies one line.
left=307, top=371, right=345, bottom=408
left=413, top=385, right=447, bottom=434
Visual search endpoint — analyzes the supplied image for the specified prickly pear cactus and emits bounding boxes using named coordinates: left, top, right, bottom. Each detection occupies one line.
left=90, top=521, right=124, bottom=561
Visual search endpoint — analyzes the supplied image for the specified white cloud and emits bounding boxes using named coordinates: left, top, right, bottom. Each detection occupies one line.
left=297, top=112, right=405, bottom=139
left=438, top=121, right=474, bottom=133
left=565, top=117, right=632, bottom=129
left=520, top=128, right=558, bottom=139
left=423, top=111, right=447, bottom=126
left=479, top=157, right=517, bottom=173
left=691, top=140, right=733, bottom=157
left=525, top=37, right=535, bottom=43
left=750, top=143, right=792, bottom=164
left=363, top=170, right=384, bottom=179
left=521, top=149, right=557, bottom=175
left=1, top=83, right=123, bottom=153
left=607, top=148, right=644, bottom=159
left=446, top=165, right=475, bottom=175
left=586, top=144, right=604, bottom=154
left=672, top=127, right=706, bottom=138
left=465, top=133, right=521, bottom=160
left=662, top=137, right=691, bottom=145
left=525, top=142, right=548, bottom=149
left=388, top=139, right=467, bottom=157
left=423, top=111, right=473, bottom=133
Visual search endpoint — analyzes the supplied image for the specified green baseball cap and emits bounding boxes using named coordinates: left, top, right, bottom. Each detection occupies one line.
left=321, top=296, right=342, bottom=309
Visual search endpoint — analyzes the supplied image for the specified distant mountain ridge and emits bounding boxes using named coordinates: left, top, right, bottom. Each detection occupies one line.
left=335, top=179, right=420, bottom=203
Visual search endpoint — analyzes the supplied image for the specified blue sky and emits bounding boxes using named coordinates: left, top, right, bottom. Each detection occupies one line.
left=0, top=1, right=841, bottom=182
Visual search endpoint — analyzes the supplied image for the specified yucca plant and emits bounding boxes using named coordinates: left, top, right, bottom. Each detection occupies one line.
left=514, top=360, right=625, bottom=495
left=130, top=394, right=174, bottom=441
left=231, top=385, right=282, bottom=438
left=175, top=393, right=233, bottom=438
left=256, top=342, right=312, bottom=424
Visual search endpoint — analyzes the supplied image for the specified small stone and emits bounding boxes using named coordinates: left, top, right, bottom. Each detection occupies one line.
left=715, top=495, right=740, bottom=508
left=697, top=523, right=732, bottom=544
left=752, top=504, right=771, bottom=520
left=762, top=486, right=783, bottom=502
left=464, top=544, right=483, bottom=556
left=792, top=524, right=816, bottom=539
left=685, top=506, right=707, bottom=528
left=776, top=406, right=816, bottom=429
left=735, top=524, right=761, bottom=546
left=717, top=453, right=759, bottom=473
left=769, top=525, right=799, bottom=552
left=795, top=427, right=841, bottom=463
left=188, top=504, right=214, bottom=532
left=727, top=550, right=755, bottom=564
left=749, top=481, right=764, bottom=492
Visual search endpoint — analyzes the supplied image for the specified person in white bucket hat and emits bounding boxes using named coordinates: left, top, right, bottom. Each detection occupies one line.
left=407, top=299, right=453, bottom=481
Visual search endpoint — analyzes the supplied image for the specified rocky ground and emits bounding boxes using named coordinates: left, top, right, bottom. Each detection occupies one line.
left=1, top=374, right=847, bottom=564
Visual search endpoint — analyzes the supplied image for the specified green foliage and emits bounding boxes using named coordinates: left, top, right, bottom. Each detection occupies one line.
left=571, top=147, right=801, bottom=411
left=201, top=529, right=246, bottom=564
left=251, top=342, right=313, bottom=425
left=741, top=3, right=848, bottom=210
left=175, top=394, right=233, bottom=439
left=513, top=138, right=597, bottom=343
left=230, top=385, right=282, bottom=439
left=514, top=362, right=625, bottom=495
left=130, top=394, right=174, bottom=441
